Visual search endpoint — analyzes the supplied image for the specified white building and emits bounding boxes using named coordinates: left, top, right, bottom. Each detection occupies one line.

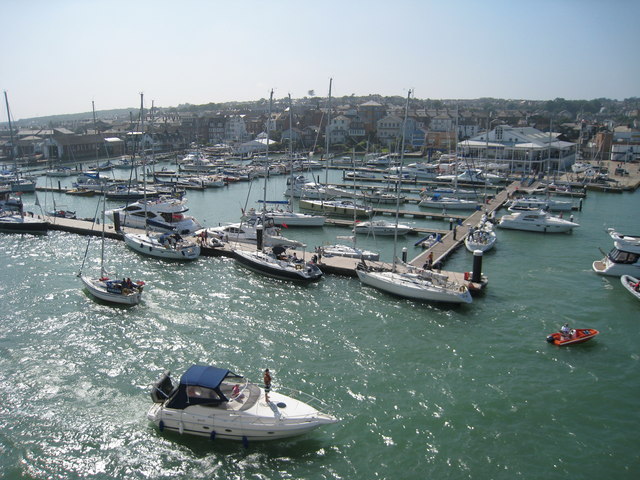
left=460, top=125, right=576, bottom=174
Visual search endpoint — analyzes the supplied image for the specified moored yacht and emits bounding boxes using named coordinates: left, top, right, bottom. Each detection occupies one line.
left=592, top=228, right=640, bottom=277
left=497, top=209, right=579, bottom=233
left=106, top=196, right=202, bottom=234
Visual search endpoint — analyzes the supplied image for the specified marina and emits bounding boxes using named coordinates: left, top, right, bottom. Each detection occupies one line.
left=1, top=154, right=639, bottom=479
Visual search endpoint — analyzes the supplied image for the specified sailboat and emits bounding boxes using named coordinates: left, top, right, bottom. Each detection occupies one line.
left=249, top=94, right=325, bottom=228
left=232, top=90, right=323, bottom=283
left=122, top=94, right=200, bottom=261
left=79, top=193, right=144, bottom=305
left=297, top=79, right=371, bottom=218
left=356, top=90, right=473, bottom=305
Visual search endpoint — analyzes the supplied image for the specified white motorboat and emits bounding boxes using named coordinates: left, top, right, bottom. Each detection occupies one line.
left=246, top=201, right=326, bottom=227
left=507, top=196, right=573, bottom=212
left=298, top=199, right=372, bottom=218
left=106, top=197, right=202, bottom=234
left=356, top=262, right=472, bottom=304
left=420, top=186, right=480, bottom=199
left=497, top=209, right=579, bottom=233
left=592, top=228, right=640, bottom=277
left=148, top=365, right=337, bottom=442
left=620, top=275, right=640, bottom=301
left=418, top=194, right=480, bottom=210
left=386, top=162, right=439, bottom=180
left=353, top=219, right=412, bottom=236
left=464, top=218, right=497, bottom=252
left=436, top=168, right=494, bottom=185
left=318, top=240, right=380, bottom=261
left=233, top=245, right=323, bottom=282
left=284, top=176, right=334, bottom=199
left=80, top=276, right=143, bottom=305
left=45, top=166, right=73, bottom=177
left=204, top=216, right=303, bottom=248
left=124, top=232, right=200, bottom=260
left=571, top=161, right=592, bottom=173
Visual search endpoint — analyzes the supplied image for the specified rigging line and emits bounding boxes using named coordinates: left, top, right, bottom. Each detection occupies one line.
left=77, top=192, right=104, bottom=276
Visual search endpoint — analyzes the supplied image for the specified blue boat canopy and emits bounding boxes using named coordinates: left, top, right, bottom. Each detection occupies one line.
left=165, top=365, right=243, bottom=410
left=181, top=365, right=232, bottom=389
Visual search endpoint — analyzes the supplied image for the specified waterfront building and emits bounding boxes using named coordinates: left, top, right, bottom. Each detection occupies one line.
left=459, top=125, right=577, bottom=173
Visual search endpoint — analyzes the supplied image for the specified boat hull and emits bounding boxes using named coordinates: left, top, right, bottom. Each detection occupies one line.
left=233, top=249, right=323, bottom=283
left=546, top=329, right=599, bottom=346
left=147, top=395, right=335, bottom=442
left=80, top=276, right=142, bottom=305
left=620, top=275, right=640, bottom=301
left=356, top=269, right=472, bottom=304
left=124, top=233, right=200, bottom=260
left=0, top=215, right=49, bottom=234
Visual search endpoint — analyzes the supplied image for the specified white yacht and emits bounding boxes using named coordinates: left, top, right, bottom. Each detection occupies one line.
left=465, top=218, right=497, bottom=253
left=124, top=232, right=200, bottom=261
left=507, top=197, right=573, bottom=212
left=244, top=202, right=326, bottom=227
left=497, top=209, right=579, bottom=233
left=80, top=276, right=144, bottom=305
left=106, top=197, right=202, bottom=234
left=386, top=162, right=439, bottom=180
left=148, top=365, right=337, bottom=441
left=204, top=216, right=303, bottom=247
left=592, top=228, right=640, bottom=277
left=318, top=241, right=380, bottom=261
left=418, top=194, right=480, bottom=210
left=298, top=199, right=372, bottom=218
left=353, top=219, right=412, bottom=236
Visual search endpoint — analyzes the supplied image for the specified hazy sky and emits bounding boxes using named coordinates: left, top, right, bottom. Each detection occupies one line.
left=2, top=0, right=638, bottom=120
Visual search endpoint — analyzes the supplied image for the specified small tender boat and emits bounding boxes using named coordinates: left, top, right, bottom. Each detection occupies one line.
left=148, top=365, right=338, bottom=442
left=546, top=328, right=599, bottom=346
left=620, top=275, right=640, bottom=301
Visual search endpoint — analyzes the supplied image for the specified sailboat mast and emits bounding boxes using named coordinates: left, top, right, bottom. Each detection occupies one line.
left=263, top=89, right=273, bottom=209
left=324, top=78, right=332, bottom=186
left=139, top=93, right=148, bottom=235
left=4, top=91, right=16, bottom=168
left=288, top=93, right=294, bottom=212
left=392, top=89, right=411, bottom=269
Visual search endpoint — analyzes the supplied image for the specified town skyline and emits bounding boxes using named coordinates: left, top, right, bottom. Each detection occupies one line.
left=3, top=0, right=639, bottom=121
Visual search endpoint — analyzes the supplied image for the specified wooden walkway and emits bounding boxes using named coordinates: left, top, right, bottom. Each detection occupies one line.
left=409, top=181, right=520, bottom=268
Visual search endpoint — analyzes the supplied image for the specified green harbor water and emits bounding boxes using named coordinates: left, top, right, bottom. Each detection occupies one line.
left=1, top=164, right=639, bottom=479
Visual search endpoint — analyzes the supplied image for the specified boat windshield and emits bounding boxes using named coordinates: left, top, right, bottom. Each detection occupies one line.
left=609, top=248, right=639, bottom=264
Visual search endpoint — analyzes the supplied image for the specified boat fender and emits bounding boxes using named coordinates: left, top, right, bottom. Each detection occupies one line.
left=159, top=420, right=165, bottom=431
left=242, top=436, right=249, bottom=448
left=210, top=431, right=216, bottom=441
left=178, top=421, right=184, bottom=434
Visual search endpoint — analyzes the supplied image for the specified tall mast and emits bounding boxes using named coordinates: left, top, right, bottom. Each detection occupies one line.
left=288, top=93, right=294, bottom=212
left=324, top=78, right=332, bottom=186
left=92, top=100, right=99, bottom=160
left=140, top=92, right=148, bottom=235
left=263, top=89, right=273, bottom=209
left=4, top=91, right=15, bottom=168
left=392, top=89, right=411, bottom=270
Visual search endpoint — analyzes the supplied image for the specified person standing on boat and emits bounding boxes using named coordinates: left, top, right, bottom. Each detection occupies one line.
left=560, top=323, right=571, bottom=337
left=263, top=368, right=272, bottom=403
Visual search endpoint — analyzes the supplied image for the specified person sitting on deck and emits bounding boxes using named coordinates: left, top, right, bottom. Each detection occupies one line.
left=634, top=281, right=640, bottom=292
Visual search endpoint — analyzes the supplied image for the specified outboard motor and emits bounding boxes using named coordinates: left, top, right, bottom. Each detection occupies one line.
left=150, top=370, right=174, bottom=403
left=546, top=335, right=555, bottom=343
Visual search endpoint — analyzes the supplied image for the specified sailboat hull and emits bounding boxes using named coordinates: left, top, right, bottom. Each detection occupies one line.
left=356, top=269, right=472, bottom=304
left=80, top=276, right=142, bottom=305
left=124, top=233, right=200, bottom=260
